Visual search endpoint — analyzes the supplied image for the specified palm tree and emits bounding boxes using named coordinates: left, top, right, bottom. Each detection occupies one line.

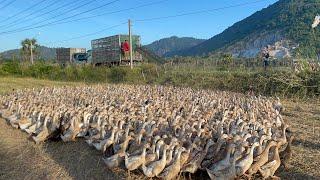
left=20, top=38, right=39, bottom=64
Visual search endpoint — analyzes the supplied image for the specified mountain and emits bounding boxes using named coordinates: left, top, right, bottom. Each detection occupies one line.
left=144, top=36, right=206, bottom=57
left=176, top=0, right=320, bottom=58
left=0, top=46, right=56, bottom=60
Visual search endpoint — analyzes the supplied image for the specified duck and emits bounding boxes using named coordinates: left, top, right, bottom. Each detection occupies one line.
left=114, top=135, right=134, bottom=155
left=248, top=140, right=278, bottom=176
left=206, top=150, right=237, bottom=180
left=103, top=151, right=126, bottom=169
left=101, top=127, right=118, bottom=153
left=60, top=116, right=80, bottom=142
left=254, top=134, right=270, bottom=157
left=142, top=145, right=169, bottom=177
left=18, top=116, right=33, bottom=130
left=280, top=135, right=294, bottom=170
left=207, top=141, right=236, bottom=173
left=258, top=142, right=282, bottom=179
left=182, top=139, right=214, bottom=173
left=235, top=142, right=260, bottom=176
left=32, top=116, right=50, bottom=144
left=6, top=113, right=20, bottom=129
left=125, top=143, right=150, bottom=175
left=158, top=147, right=186, bottom=180
left=145, top=140, right=161, bottom=164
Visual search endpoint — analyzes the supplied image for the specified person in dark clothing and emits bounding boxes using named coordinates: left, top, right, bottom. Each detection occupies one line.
left=121, top=42, right=125, bottom=56
left=262, top=46, right=270, bottom=70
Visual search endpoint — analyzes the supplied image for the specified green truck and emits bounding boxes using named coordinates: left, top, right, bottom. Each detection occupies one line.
left=91, top=34, right=143, bottom=66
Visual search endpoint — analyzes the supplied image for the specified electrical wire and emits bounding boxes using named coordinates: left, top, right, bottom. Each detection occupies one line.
left=43, top=21, right=127, bottom=45
left=52, top=0, right=170, bottom=25
left=0, top=0, right=269, bottom=36
left=0, top=0, right=50, bottom=24
left=0, top=0, right=62, bottom=29
left=0, top=0, right=8, bottom=6
left=15, top=0, right=100, bottom=28
left=135, top=0, right=269, bottom=22
left=0, top=0, right=121, bottom=35
left=8, top=0, right=169, bottom=31
left=0, top=0, right=17, bottom=10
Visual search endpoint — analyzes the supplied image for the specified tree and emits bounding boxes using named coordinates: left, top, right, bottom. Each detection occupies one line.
left=20, top=38, right=39, bottom=64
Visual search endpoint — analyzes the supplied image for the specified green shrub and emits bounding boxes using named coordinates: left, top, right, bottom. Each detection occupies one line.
left=0, top=60, right=319, bottom=98
left=1, top=60, right=22, bottom=75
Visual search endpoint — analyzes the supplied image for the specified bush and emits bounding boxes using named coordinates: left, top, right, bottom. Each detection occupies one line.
left=108, top=67, right=128, bottom=83
left=1, top=60, right=22, bottom=75
left=0, top=60, right=319, bottom=98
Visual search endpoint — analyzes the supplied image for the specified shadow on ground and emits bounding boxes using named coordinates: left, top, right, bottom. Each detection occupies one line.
left=43, top=140, right=125, bottom=180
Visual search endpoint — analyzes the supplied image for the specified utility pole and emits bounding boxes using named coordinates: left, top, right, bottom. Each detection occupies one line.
left=25, top=41, right=34, bottom=64
left=30, top=42, right=34, bottom=64
left=128, top=19, right=133, bottom=69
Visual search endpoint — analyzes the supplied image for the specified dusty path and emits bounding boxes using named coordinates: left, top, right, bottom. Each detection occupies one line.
left=0, top=119, right=125, bottom=180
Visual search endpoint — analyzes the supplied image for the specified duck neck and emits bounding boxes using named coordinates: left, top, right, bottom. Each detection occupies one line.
left=161, top=148, right=167, bottom=161
left=142, top=146, right=147, bottom=156
left=110, top=129, right=116, bottom=141
left=204, top=141, right=213, bottom=153
left=137, top=133, right=143, bottom=144
left=273, top=146, right=280, bottom=161
left=259, top=136, right=266, bottom=145
left=250, top=144, right=258, bottom=155
left=114, top=131, right=120, bottom=144
left=175, top=149, right=183, bottom=162
left=287, top=137, right=293, bottom=151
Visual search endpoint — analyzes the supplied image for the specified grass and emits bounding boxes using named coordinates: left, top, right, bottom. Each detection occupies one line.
left=0, top=77, right=83, bottom=95
left=0, top=77, right=319, bottom=180
left=1, top=61, right=319, bottom=98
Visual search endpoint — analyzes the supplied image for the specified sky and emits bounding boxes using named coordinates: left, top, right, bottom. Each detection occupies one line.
left=0, top=0, right=278, bottom=52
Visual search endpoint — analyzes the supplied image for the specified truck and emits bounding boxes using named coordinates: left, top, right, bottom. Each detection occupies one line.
left=91, top=34, right=143, bottom=66
left=56, top=48, right=87, bottom=65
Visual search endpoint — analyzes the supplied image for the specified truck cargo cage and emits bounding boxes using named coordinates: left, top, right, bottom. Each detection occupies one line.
left=56, top=48, right=87, bottom=65
left=91, top=34, right=143, bottom=66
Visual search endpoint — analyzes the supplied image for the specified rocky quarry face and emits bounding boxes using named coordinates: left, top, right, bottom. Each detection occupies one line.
left=225, top=32, right=297, bottom=58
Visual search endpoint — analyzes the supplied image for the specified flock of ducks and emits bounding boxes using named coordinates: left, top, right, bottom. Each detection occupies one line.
left=0, top=85, right=294, bottom=179
left=293, top=61, right=320, bottom=73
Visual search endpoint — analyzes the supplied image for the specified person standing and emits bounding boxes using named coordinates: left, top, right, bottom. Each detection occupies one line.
left=121, top=42, right=125, bottom=58
left=123, top=40, right=130, bottom=60
left=262, top=46, right=270, bottom=70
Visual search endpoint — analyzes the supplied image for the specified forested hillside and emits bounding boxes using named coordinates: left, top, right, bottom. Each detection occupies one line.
left=176, top=0, right=320, bottom=58
left=145, top=36, right=205, bottom=57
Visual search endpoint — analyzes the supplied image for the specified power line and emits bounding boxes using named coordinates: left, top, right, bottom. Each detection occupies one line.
left=51, top=0, right=170, bottom=25
left=0, top=0, right=62, bottom=29
left=0, top=0, right=8, bottom=5
left=4, top=0, right=98, bottom=28
left=0, top=0, right=121, bottom=35
left=21, top=0, right=88, bottom=25
left=0, top=0, right=267, bottom=35
left=12, top=0, right=170, bottom=30
left=0, top=0, right=51, bottom=24
left=0, top=0, right=17, bottom=10
left=43, top=22, right=127, bottom=46
left=42, top=0, right=270, bottom=46
left=0, top=0, right=118, bottom=34
left=135, top=0, right=269, bottom=22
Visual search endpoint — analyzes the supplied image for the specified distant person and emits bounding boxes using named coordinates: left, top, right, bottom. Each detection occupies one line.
left=121, top=42, right=125, bottom=57
left=262, top=46, right=270, bottom=70
left=122, top=40, right=130, bottom=60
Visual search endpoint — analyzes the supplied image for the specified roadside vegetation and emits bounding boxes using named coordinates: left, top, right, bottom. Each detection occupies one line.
left=0, top=59, right=319, bottom=98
